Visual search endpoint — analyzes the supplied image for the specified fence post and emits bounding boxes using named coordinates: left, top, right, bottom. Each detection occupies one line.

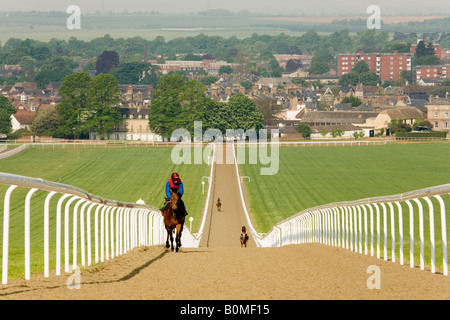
left=2, top=185, right=17, bottom=285
left=56, top=194, right=71, bottom=276
left=413, top=198, right=425, bottom=270
left=388, top=202, right=396, bottom=263
left=44, top=191, right=57, bottom=278
left=72, top=199, right=86, bottom=271
left=25, top=188, right=39, bottom=280
left=423, top=197, right=436, bottom=274
left=434, top=195, right=448, bottom=276
left=405, top=200, right=414, bottom=269
left=64, top=196, right=79, bottom=273
left=380, top=203, right=388, bottom=261
left=395, top=202, right=404, bottom=266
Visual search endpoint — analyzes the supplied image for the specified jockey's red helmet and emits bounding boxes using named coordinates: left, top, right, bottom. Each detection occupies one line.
left=171, top=172, right=180, bottom=181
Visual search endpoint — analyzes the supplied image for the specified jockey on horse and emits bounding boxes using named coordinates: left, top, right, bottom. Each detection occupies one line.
left=162, top=172, right=188, bottom=216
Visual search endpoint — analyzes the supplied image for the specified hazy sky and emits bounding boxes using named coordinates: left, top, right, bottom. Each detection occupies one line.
left=1, top=0, right=449, bottom=15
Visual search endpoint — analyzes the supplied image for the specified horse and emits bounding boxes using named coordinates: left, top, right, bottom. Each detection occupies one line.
left=240, top=226, right=249, bottom=248
left=216, top=197, right=222, bottom=212
left=162, top=191, right=185, bottom=252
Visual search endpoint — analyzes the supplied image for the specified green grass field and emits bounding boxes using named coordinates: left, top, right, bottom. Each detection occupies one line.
left=0, top=147, right=210, bottom=279
left=239, top=143, right=450, bottom=232
left=239, top=143, right=450, bottom=271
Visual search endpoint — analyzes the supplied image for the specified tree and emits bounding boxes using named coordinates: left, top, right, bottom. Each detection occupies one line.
left=308, top=52, right=331, bottom=74
left=95, top=50, right=120, bottom=74
left=149, top=74, right=208, bottom=139
left=331, top=129, right=344, bottom=138
left=339, top=70, right=380, bottom=86
left=296, top=123, right=311, bottom=138
left=219, top=65, right=234, bottom=75
left=285, top=59, right=303, bottom=72
left=35, top=56, right=77, bottom=88
left=352, top=61, right=370, bottom=74
left=57, top=72, right=92, bottom=138
left=320, top=129, right=328, bottom=138
left=0, top=96, right=16, bottom=135
left=111, top=62, right=160, bottom=87
left=87, top=74, right=122, bottom=139
left=184, top=53, right=202, bottom=61
left=353, top=131, right=365, bottom=140
left=225, top=94, right=264, bottom=133
left=341, top=96, right=362, bottom=107
left=415, top=41, right=435, bottom=58
left=31, top=105, right=63, bottom=137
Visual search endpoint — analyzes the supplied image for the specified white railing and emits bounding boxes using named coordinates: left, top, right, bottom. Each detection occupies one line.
left=0, top=172, right=171, bottom=285
left=233, top=147, right=449, bottom=276
left=0, top=143, right=216, bottom=284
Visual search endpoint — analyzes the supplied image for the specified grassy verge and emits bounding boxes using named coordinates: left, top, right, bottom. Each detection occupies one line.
left=239, top=143, right=450, bottom=271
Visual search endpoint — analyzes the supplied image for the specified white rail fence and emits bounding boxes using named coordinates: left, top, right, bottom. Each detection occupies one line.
left=253, top=184, right=448, bottom=276
left=0, top=172, right=200, bottom=285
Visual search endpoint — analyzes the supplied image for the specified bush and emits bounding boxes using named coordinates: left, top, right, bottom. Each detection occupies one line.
left=394, top=131, right=447, bottom=138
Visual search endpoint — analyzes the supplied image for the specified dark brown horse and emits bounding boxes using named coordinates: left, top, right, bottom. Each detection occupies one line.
left=162, top=191, right=185, bottom=252
left=216, top=197, right=222, bottom=212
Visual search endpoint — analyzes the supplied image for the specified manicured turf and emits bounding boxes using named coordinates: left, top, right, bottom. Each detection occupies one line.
left=0, top=147, right=210, bottom=279
left=239, top=143, right=450, bottom=271
left=239, top=143, right=450, bottom=232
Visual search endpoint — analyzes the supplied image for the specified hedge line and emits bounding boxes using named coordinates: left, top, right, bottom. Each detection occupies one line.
left=394, top=131, right=448, bottom=138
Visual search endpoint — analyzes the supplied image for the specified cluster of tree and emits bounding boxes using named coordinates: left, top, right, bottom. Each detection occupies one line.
left=0, top=96, right=16, bottom=136
left=414, top=40, right=441, bottom=66
left=149, top=74, right=264, bottom=139
left=2, top=28, right=449, bottom=91
left=32, top=72, right=122, bottom=139
left=339, top=61, right=381, bottom=86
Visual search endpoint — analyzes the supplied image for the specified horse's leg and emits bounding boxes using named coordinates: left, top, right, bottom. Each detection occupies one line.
left=175, top=224, right=183, bottom=252
left=165, top=227, right=171, bottom=249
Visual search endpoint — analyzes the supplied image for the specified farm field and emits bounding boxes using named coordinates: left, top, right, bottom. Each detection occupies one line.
left=238, top=143, right=450, bottom=271
left=0, top=13, right=308, bottom=42
left=0, top=147, right=210, bottom=278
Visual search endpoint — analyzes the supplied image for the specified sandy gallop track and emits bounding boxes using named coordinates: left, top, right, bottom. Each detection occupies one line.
left=1, top=145, right=449, bottom=300
left=1, top=245, right=449, bottom=300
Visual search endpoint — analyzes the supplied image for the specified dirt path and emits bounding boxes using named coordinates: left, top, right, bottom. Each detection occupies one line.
left=1, top=144, right=449, bottom=300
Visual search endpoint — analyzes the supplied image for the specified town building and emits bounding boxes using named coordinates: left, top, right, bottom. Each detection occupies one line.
left=414, top=65, right=450, bottom=84
left=425, top=98, right=450, bottom=131
left=336, top=50, right=412, bottom=82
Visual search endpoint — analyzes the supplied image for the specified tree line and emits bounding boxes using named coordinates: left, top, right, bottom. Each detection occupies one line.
left=1, top=29, right=448, bottom=88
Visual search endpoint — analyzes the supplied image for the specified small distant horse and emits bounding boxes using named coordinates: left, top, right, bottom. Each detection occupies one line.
left=216, top=198, right=222, bottom=212
left=240, top=226, right=249, bottom=248
left=162, top=191, right=185, bottom=252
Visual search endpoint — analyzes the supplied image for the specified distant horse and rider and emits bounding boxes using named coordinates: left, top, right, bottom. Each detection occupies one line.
left=161, top=173, right=188, bottom=252
left=216, top=197, right=222, bottom=212
left=240, top=226, right=249, bottom=248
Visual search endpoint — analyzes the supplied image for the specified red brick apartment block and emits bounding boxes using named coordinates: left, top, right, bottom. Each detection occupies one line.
left=415, top=65, right=450, bottom=82
left=336, top=50, right=412, bottom=82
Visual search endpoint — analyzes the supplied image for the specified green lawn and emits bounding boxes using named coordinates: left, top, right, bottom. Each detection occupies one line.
left=239, top=143, right=450, bottom=271
left=239, top=143, right=450, bottom=232
left=0, top=147, right=210, bottom=279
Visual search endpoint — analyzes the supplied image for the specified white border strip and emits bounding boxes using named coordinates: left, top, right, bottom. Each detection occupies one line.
left=232, top=143, right=262, bottom=246
left=194, top=143, right=216, bottom=240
